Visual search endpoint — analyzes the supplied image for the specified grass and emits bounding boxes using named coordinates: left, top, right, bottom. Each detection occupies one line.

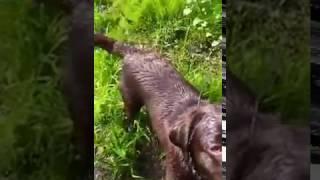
left=227, top=0, right=309, bottom=125
left=0, top=1, right=73, bottom=179
left=94, top=0, right=222, bottom=179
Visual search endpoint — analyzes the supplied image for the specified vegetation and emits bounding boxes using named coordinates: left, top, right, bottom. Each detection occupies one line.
left=0, top=1, right=72, bottom=179
left=94, top=0, right=222, bottom=179
left=227, top=0, right=309, bottom=125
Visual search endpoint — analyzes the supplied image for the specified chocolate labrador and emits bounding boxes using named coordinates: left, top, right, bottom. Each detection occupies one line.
left=94, top=34, right=222, bottom=180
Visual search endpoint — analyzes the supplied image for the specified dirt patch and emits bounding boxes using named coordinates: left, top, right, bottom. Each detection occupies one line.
left=94, top=167, right=111, bottom=180
left=135, top=137, right=165, bottom=180
left=94, top=137, right=164, bottom=180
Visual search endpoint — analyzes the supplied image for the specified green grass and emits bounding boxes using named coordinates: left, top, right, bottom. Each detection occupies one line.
left=94, top=0, right=222, bottom=179
left=0, top=2, right=73, bottom=179
left=227, top=0, right=309, bottom=125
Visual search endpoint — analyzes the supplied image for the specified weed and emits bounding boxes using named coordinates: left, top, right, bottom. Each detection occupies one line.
left=227, top=0, right=309, bottom=124
left=0, top=2, right=72, bottom=179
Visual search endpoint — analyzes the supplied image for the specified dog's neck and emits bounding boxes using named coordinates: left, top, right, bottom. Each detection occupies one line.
left=170, top=97, right=203, bottom=120
left=169, top=98, right=209, bottom=179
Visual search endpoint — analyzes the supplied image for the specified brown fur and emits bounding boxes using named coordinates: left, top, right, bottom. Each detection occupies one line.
left=94, top=34, right=222, bottom=180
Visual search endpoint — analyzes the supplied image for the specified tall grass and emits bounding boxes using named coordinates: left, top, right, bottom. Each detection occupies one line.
left=0, top=2, right=72, bottom=179
left=94, top=0, right=222, bottom=179
left=227, top=0, right=309, bottom=125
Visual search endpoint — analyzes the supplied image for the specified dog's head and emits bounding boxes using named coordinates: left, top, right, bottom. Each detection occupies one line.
left=169, top=103, right=222, bottom=180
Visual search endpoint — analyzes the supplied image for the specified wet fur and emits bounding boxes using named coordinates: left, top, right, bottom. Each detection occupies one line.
left=94, top=34, right=222, bottom=180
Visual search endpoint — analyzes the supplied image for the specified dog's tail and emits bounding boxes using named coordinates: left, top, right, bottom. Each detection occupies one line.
left=94, top=33, right=137, bottom=56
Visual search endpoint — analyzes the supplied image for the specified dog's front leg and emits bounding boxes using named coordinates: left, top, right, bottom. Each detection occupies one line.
left=119, top=76, right=142, bottom=132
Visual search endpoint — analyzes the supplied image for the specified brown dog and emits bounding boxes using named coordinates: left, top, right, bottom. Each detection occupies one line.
left=94, top=34, right=222, bottom=180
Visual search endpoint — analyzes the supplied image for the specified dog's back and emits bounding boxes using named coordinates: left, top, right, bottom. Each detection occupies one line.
left=94, top=34, right=200, bottom=121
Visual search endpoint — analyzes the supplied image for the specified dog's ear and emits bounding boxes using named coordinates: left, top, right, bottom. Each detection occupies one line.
left=169, top=120, right=190, bottom=151
left=169, top=109, right=205, bottom=151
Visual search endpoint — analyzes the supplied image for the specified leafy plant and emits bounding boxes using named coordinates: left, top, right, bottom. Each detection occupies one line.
left=0, top=2, right=72, bottom=179
left=227, top=0, right=309, bottom=124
